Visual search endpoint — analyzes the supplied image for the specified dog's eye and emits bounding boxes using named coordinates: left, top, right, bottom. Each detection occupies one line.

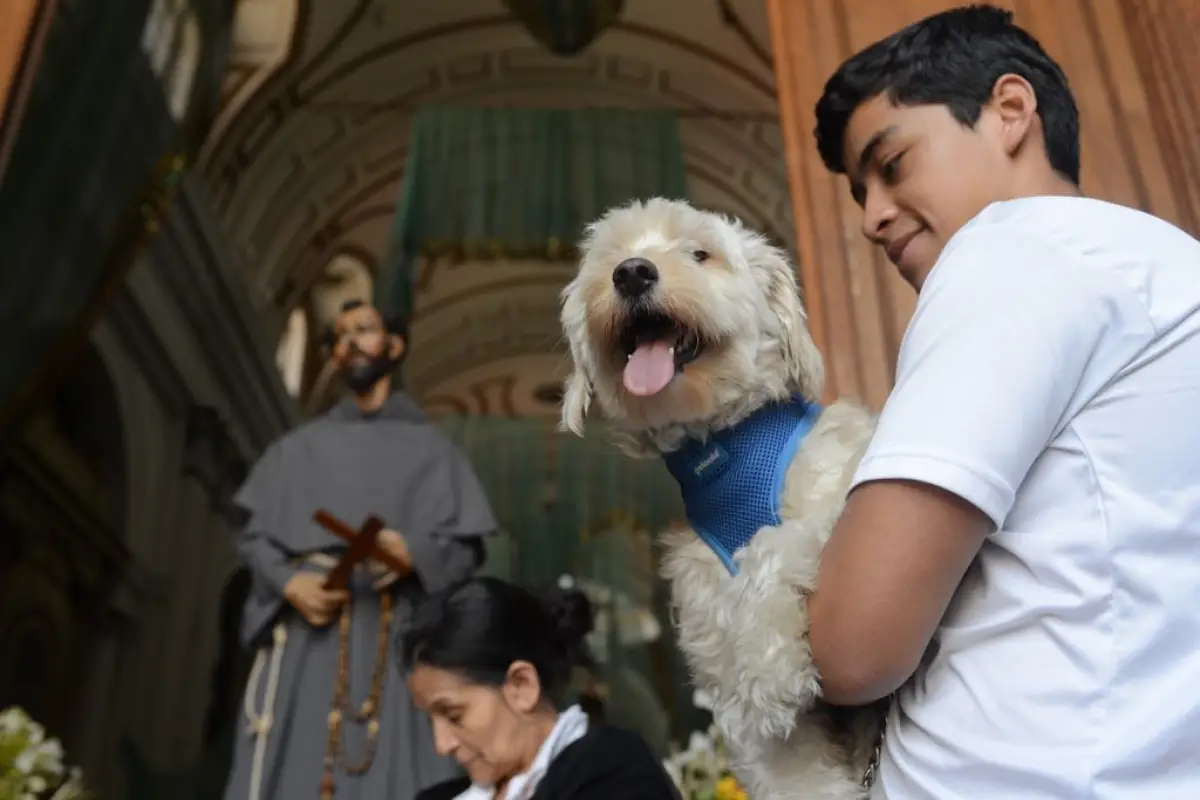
left=692, top=250, right=709, bottom=263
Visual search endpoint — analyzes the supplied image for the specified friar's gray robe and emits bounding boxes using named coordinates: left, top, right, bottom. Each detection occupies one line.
left=223, top=392, right=496, bottom=800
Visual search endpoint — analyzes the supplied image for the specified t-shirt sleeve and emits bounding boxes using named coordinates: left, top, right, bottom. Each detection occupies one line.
left=850, top=224, right=1155, bottom=529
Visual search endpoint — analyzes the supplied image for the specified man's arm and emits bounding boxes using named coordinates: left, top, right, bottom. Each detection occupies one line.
left=406, top=535, right=486, bottom=593
left=809, top=481, right=990, bottom=704
left=233, top=443, right=328, bottom=642
left=381, top=443, right=495, bottom=594
left=234, top=444, right=301, bottom=597
left=809, top=225, right=1155, bottom=705
left=238, top=528, right=300, bottom=596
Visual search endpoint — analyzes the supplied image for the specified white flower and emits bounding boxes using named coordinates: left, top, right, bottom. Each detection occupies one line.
left=0, top=708, right=85, bottom=798
left=685, top=730, right=714, bottom=758
left=25, top=719, right=45, bottom=746
left=661, top=756, right=683, bottom=788
left=15, top=746, right=37, bottom=774
left=35, top=737, right=65, bottom=776
left=50, top=777, right=84, bottom=800
left=0, top=706, right=31, bottom=732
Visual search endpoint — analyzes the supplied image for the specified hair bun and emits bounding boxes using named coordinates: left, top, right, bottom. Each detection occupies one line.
left=544, top=582, right=594, bottom=653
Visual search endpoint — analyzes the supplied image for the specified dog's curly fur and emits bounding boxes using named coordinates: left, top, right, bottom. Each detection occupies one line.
left=559, top=198, right=885, bottom=798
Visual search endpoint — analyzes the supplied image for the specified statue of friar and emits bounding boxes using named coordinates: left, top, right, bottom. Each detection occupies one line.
left=223, top=299, right=496, bottom=800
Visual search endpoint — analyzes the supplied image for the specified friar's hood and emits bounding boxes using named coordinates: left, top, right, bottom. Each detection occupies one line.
left=328, top=390, right=427, bottom=423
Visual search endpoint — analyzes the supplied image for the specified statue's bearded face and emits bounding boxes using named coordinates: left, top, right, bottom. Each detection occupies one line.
left=331, top=305, right=403, bottom=395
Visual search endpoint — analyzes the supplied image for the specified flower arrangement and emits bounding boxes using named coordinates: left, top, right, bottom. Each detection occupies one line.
left=0, top=707, right=88, bottom=799
left=662, top=691, right=747, bottom=800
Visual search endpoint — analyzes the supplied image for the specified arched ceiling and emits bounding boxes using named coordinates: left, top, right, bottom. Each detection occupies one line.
left=202, top=0, right=792, bottom=412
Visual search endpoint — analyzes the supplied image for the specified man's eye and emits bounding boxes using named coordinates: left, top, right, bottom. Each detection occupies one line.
left=881, top=153, right=903, bottom=182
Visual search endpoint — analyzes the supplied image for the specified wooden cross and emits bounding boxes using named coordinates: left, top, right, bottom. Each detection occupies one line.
left=313, top=510, right=410, bottom=591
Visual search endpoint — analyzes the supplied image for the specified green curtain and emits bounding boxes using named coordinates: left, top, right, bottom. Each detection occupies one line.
left=438, top=415, right=683, bottom=583
left=376, top=106, right=688, bottom=319
left=438, top=415, right=693, bottom=751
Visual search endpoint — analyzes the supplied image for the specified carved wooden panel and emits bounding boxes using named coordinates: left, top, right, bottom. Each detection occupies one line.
left=1119, top=0, right=1200, bottom=235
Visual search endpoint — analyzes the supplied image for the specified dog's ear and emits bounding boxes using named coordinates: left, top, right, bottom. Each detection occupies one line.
left=758, top=245, right=825, bottom=400
left=559, top=362, right=592, bottom=436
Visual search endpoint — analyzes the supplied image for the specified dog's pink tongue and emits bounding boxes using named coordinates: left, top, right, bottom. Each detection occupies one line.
left=623, top=341, right=675, bottom=396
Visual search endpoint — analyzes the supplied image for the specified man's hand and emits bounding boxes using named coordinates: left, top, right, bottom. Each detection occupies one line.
left=283, top=572, right=349, bottom=627
left=371, top=528, right=413, bottom=591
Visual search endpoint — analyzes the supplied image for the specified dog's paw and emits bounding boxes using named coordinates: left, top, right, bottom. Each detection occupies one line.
left=725, top=519, right=830, bottom=741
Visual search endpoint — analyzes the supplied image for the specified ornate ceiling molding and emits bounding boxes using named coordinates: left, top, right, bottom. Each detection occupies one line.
left=201, top=0, right=793, bottom=401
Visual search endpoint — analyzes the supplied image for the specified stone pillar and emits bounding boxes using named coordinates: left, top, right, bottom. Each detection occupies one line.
left=767, top=0, right=1189, bottom=409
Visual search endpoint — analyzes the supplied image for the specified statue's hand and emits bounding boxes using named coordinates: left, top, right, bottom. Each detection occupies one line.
left=284, top=572, right=348, bottom=627
left=372, top=528, right=412, bottom=590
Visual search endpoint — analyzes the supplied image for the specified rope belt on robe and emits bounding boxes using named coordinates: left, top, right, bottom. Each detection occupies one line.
left=242, top=553, right=393, bottom=800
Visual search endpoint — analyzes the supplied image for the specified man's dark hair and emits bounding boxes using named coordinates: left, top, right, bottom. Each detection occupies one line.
left=814, top=4, right=1080, bottom=185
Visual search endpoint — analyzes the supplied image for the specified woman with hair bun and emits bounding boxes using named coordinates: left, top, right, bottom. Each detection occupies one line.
left=403, top=576, right=679, bottom=800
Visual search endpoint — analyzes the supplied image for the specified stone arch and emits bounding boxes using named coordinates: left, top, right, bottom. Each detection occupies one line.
left=205, top=0, right=303, bottom=148
left=49, top=343, right=128, bottom=525
left=0, top=342, right=128, bottom=751
left=201, top=4, right=791, bottom=403
left=0, top=568, right=75, bottom=734
left=205, top=14, right=788, bottom=296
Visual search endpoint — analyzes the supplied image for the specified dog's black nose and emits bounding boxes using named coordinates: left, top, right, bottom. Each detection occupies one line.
left=612, top=258, right=659, bottom=298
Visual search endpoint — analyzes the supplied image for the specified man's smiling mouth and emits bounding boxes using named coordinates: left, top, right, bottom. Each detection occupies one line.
left=886, top=228, right=922, bottom=265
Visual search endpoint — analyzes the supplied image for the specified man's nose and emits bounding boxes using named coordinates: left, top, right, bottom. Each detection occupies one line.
left=861, top=187, right=898, bottom=243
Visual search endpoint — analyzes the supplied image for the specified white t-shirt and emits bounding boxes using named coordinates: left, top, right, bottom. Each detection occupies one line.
left=855, top=197, right=1200, bottom=799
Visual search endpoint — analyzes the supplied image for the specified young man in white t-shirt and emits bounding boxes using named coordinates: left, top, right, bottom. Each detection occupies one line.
left=806, top=5, right=1200, bottom=798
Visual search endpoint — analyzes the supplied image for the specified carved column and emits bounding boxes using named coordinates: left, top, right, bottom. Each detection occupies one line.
left=767, top=0, right=1191, bottom=408
left=1120, top=0, right=1200, bottom=235
left=767, top=0, right=918, bottom=410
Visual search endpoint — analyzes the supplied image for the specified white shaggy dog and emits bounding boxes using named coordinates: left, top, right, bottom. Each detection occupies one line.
left=559, top=198, right=886, bottom=798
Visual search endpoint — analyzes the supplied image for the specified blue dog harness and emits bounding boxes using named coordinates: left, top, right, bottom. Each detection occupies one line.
left=662, top=397, right=822, bottom=575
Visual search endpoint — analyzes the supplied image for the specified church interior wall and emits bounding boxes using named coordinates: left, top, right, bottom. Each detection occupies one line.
left=63, top=180, right=300, bottom=794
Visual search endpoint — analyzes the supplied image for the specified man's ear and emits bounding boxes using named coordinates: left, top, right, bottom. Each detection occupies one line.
left=990, top=73, right=1038, bottom=158
left=388, top=333, right=407, bottom=361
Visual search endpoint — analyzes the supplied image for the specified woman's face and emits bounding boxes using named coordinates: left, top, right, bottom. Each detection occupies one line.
left=408, top=661, right=548, bottom=787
